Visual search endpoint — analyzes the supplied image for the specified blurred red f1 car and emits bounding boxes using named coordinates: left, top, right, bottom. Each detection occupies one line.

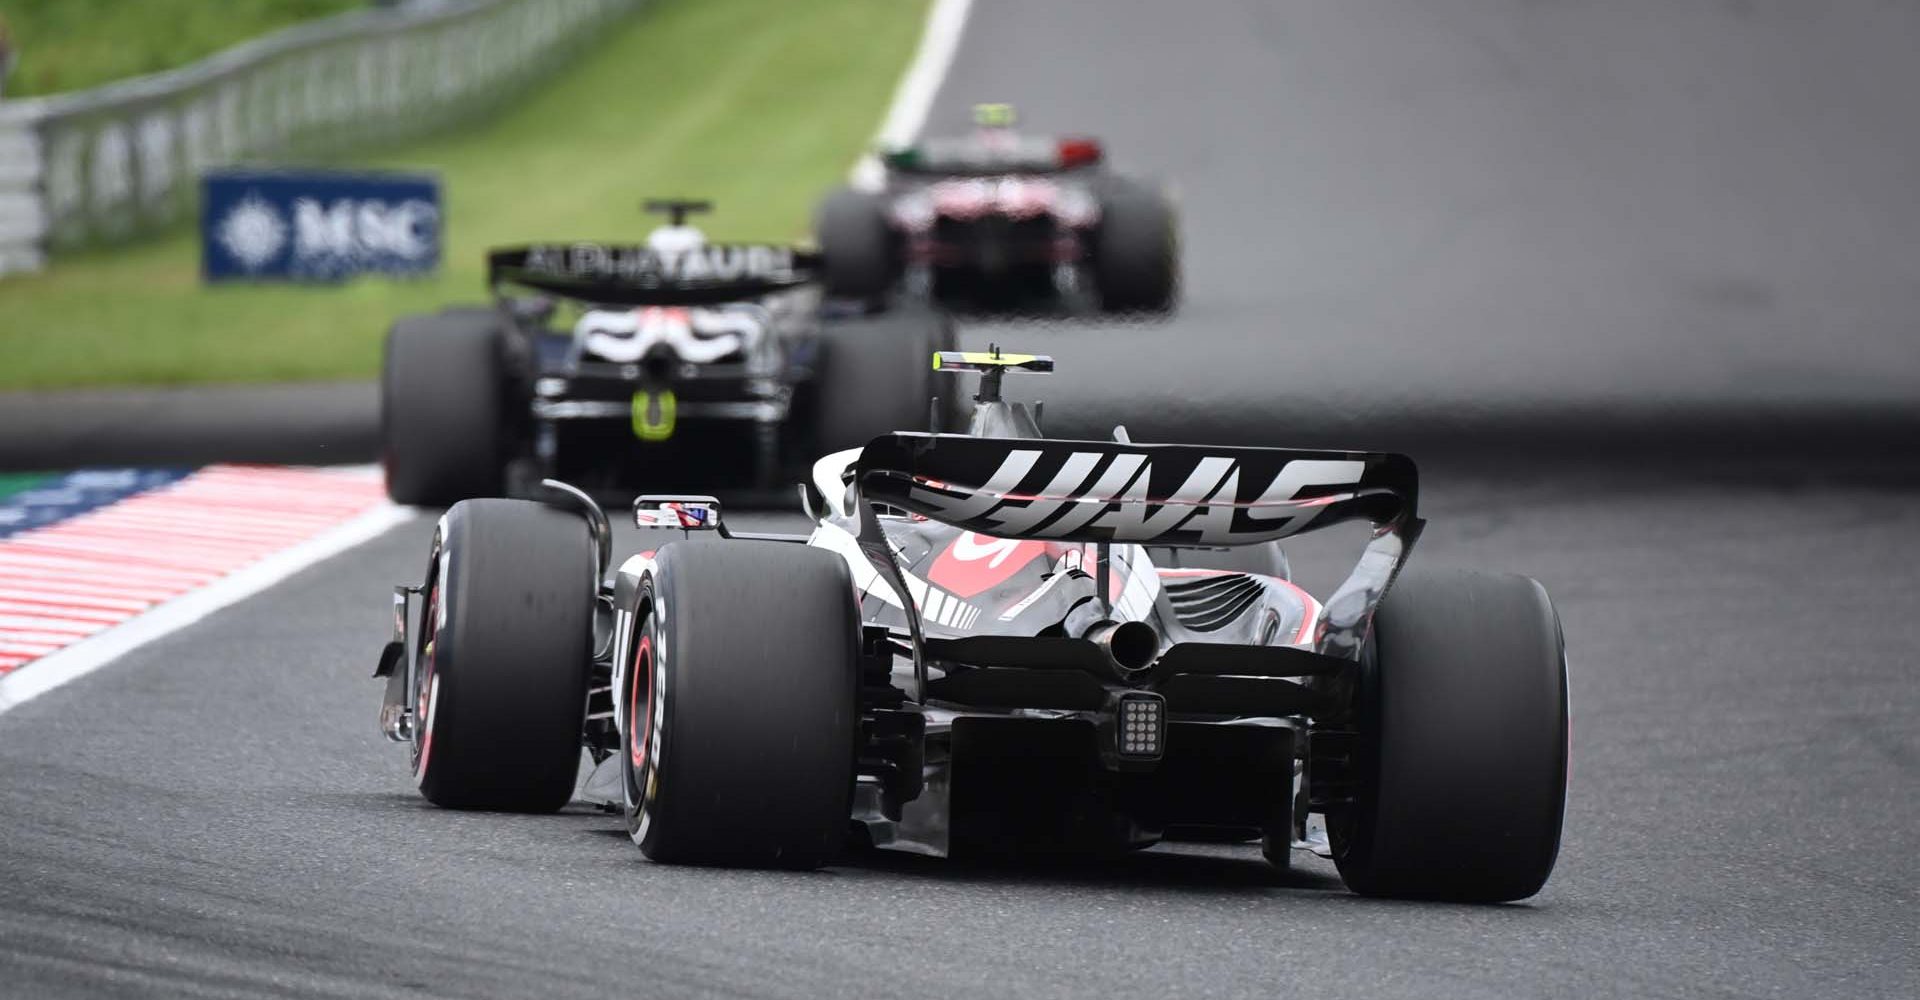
left=816, top=104, right=1180, bottom=314
left=373, top=351, right=1568, bottom=903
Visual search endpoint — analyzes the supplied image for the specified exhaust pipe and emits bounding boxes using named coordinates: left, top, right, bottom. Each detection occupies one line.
left=1082, top=619, right=1161, bottom=677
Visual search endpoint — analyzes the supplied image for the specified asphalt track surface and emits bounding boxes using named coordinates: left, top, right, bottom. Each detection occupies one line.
left=3, top=486, right=1916, bottom=999
left=3, top=1, right=1919, bottom=997
left=941, top=0, right=1920, bottom=459
left=0, top=382, right=380, bottom=471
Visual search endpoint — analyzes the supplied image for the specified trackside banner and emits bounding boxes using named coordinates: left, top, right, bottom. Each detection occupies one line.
left=201, top=170, right=441, bottom=282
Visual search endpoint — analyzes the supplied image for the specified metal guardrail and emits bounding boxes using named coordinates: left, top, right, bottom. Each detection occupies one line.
left=0, top=0, right=644, bottom=275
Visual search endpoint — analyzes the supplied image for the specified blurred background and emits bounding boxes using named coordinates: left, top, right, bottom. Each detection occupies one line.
left=2, top=0, right=1914, bottom=466
left=0, top=2, right=1914, bottom=998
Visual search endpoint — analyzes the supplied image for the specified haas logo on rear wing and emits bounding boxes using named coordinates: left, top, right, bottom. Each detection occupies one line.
left=855, top=434, right=1417, bottom=547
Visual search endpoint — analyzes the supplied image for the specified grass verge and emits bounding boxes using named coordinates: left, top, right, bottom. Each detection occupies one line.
left=0, top=0, right=926, bottom=389
left=0, top=0, right=362, bottom=98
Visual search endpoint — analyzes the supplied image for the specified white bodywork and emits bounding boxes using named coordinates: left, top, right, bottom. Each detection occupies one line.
left=571, top=305, right=766, bottom=365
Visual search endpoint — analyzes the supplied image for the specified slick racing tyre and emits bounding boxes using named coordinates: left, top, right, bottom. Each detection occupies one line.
left=411, top=499, right=596, bottom=812
left=383, top=308, right=505, bottom=506
left=1329, top=569, right=1569, bottom=902
left=1092, top=178, right=1179, bottom=314
left=814, top=303, right=958, bottom=453
left=622, top=542, right=860, bottom=868
left=1146, top=542, right=1291, bottom=582
left=815, top=186, right=898, bottom=301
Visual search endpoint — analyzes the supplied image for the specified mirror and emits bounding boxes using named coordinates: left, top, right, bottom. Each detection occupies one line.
left=633, top=495, right=723, bottom=531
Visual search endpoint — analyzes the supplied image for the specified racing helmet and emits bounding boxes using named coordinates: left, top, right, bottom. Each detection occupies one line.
left=641, top=198, right=712, bottom=257
left=970, top=103, right=1021, bottom=156
left=645, top=223, right=707, bottom=257
left=973, top=103, right=1017, bottom=128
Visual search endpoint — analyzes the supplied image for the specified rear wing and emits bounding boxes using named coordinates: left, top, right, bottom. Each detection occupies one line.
left=849, top=433, right=1424, bottom=682
left=880, top=135, right=1105, bottom=176
left=854, top=433, right=1416, bottom=547
left=487, top=242, right=821, bottom=306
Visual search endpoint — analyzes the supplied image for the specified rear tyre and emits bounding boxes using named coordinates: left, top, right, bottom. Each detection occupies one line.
left=622, top=542, right=860, bottom=868
left=1092, top=179, right=1179, bottom=313
left=815, top=186, right=898, bottom=301
left=1146, top=542, right=1291, bottom=581
left=382, top=309, right=506, bottom=505
left=1329, top=569, right=1569, bottom=902
left=412, top=499, right=596, bottom=812
left=813, top=303, right=958, bottom=453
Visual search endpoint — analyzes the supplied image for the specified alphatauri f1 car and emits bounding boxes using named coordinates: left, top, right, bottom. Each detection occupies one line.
left=816, top=104, right=1180, bottom=314
left=381, top=200, right=956, bottom=505
left=373, top=351, right=1569, bottom=902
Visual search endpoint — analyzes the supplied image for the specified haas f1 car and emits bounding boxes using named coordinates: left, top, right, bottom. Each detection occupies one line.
left=381, top=200, right=956, bottom=505
left=816, top=104, right=1180, bottom=314
left=373, top=352, right=1569, bottom=902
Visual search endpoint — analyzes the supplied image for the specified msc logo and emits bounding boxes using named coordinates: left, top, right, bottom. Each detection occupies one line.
left=202, top=170, right=441, bottom=282
left=290, top=197, right=440, bottom=264
left=213, top=193, right=290, bottom=272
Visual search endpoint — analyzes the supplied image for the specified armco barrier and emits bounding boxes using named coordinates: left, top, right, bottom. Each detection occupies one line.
left=0, top=0, right=643, bottom=276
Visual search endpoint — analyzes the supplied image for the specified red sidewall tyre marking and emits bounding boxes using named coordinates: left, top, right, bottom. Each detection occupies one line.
left=628, top=635, right=654, bottom=770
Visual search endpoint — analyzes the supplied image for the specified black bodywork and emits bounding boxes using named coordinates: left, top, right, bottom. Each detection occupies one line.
left=377, top=352, right=1424, bottom=859
left=613, top=356, right=1418, bottom=856
left=824, top=391, right=1416, bottom=853
left=376, top=339, right=1571, bottom=900
left=484, top=241, right=842, bottom=498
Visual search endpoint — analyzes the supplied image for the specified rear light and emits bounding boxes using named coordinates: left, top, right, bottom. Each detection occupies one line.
left=1057, top=138, right=1103, bottom=169
left=1117, top=692, right=1165, bottom=759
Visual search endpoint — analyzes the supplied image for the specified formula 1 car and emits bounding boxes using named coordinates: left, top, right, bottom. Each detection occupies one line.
left=815, top=104, right=1180, bottom=313
left=372, top=351, right=1569, bottom=902
left=381, top=199, right=957, bottom=505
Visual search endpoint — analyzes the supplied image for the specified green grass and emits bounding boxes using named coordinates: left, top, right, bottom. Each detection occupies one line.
left=0, top=0, right=926, bottom=389
left=0, top=0, right=363, bottom=98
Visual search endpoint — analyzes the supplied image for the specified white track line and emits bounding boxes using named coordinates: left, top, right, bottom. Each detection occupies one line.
left=0, top=502, right=413, bottom=715
left=850, top=0, right=975, bottom=190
